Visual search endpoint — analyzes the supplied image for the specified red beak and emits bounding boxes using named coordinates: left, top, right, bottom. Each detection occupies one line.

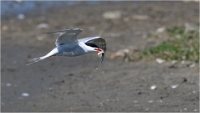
left=94, top=48, right=102, bottom=52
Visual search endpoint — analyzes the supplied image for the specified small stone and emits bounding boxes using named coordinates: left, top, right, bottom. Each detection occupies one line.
left=22, top=93, right=29, bottom=97
left=156, top=27, right=166, bottom=33
left=171, top=84, right=179, bottom=89
left=17, top=14, right=25, bottom=20
left=115, top=49, right=130, bottom=57
left=6, top=83, right=11, bottom=87
left=99, top=102, right=104, bottom=106
left=133, top=100, right=138, bottom=103
left=103, top=11, right=122, bottom=19
left=156, top=58, right=165, bottom=64
left=148, top=100, right=154, bottom=103
left=150, top=85, right=157, bottom=90
left=181, top=61, right=185, bottom=64
left=36, top=23, right=49, bottom=29
left=189, top=63, right=195, bottom=68
left=172, top=60, right=177, bottom=64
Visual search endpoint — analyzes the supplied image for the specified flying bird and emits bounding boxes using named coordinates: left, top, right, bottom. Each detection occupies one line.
left=27, top=28, right=106, bottom=68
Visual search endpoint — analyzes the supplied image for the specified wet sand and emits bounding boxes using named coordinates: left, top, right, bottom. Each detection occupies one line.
left=1, top=1, right=199, bottom=112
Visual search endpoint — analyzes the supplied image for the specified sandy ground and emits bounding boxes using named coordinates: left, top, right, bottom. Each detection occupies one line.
left=1, top=1, right=199, bottom=112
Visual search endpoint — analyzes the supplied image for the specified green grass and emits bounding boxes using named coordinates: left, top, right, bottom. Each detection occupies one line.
left=141, top=26, right=199, bottom=63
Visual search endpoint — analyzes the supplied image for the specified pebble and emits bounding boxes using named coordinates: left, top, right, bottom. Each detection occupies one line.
left=133, top=100, right=138, bottom=103
left=189, top=63, right=195, bottom=68
left=181, top=61, right=185, bottom=64
left=156, top=27, right=166, bottom=33
left=171, top=60, right=177, bottom=64
left=22, top=93, right=29, bottom=97
left=49, top=87, right=53, bottom=91
left=171, top=84, right=179, bottom=89
left=150, top=85, right=157, bottom=90
left=115, top=49, right=130, bottom=57
left=6, top=83, right=11, bottom=87
left=17, top=14, right=25, bottom=20
left=102, top=10, right=122, bottom=19
left=99, top=102, right=104, bottom=106
left=148, top=100, right=154, bottom=103
left=156, top=58, right=165, bottom=64
left=36, top=23, right=49, bottom=29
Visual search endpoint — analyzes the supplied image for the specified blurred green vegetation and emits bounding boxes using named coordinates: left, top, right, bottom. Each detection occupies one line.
left=141, top=25, right=199, bottom=63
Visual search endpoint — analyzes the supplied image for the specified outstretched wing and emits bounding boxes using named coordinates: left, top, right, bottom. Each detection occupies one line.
left=81, top=36, right=106, bottom=52
left=46, top=28, right=83, bottom=46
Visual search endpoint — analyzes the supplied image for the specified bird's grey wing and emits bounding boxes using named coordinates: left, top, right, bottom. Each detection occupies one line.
left=84, top=37, right=106, bottom=52
left=46, top=28, right=83, bottom=46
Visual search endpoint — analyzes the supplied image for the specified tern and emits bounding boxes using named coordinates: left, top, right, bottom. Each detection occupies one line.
left=27, top=28, right=106, bottom=68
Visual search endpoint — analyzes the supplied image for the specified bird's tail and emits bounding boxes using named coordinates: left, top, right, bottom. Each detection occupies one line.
left=26, top=47, right=59, bottom=66
left=26, top=57, right=42, bottom=66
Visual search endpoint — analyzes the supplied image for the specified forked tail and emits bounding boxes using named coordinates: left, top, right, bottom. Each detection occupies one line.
left=26, top=57, right=42, bottom=66
left=26, top=47, right=59, bottom=66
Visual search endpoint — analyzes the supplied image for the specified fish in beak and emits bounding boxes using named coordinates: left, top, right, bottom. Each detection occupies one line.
left=95, top=48, right=105, bottom=69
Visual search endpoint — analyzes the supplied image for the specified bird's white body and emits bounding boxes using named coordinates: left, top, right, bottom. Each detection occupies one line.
left=27, top=28, right=106, bottom=68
